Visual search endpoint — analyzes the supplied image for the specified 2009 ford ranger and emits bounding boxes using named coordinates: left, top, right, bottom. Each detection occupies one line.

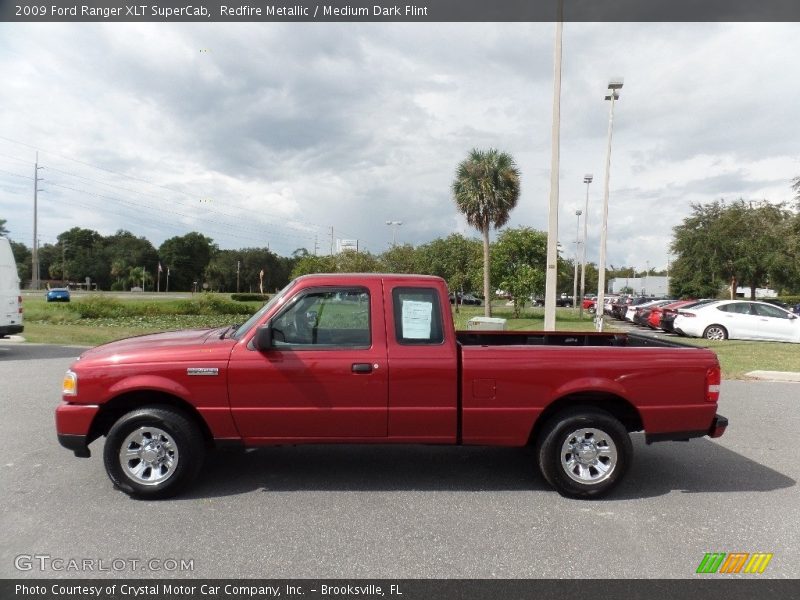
left=55, top=274, right=727, bottom=499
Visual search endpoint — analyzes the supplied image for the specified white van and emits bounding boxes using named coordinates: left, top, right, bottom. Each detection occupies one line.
left=0, top=237, right=24, bottom=338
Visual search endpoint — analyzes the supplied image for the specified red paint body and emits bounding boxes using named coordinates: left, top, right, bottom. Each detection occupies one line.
left=55, top=275, right=725, bottom=452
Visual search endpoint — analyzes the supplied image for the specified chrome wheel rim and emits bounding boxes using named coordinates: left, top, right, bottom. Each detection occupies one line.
left=119, top=426, right=179, bottom=486
left=706, top=326, right=725, bottom=340
left=560, top=428, right=617, bottom=485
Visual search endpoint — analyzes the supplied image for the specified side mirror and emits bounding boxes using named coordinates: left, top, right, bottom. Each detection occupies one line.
left=253, top=324, right=274, bottom=351
left=789, top=313, right=798, bottom=320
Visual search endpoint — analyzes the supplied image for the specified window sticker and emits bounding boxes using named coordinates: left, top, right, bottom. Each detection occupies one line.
left=402, top=299, right=433, bottom=339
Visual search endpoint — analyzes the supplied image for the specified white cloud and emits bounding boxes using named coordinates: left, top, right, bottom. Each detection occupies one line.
left=0, top=22, right=798, bottom=267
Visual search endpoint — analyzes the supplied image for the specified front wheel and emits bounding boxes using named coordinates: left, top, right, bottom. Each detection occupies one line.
left=703, top=325, right=728, bottom=340
left=103, top=407, right=205, bottom=499
left=536, top=407, right=632, bottom=499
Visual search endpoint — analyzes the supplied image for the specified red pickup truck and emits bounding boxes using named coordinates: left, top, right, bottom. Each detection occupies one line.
left=55, top=274, right=727, bottom=500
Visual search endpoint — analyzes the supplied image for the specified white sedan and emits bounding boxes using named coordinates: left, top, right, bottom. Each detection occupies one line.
left=673, top=300, right=800, bottom=343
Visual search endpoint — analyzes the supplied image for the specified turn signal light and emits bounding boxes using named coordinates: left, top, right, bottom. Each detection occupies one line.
left=62, top=370, right=78, bottom=396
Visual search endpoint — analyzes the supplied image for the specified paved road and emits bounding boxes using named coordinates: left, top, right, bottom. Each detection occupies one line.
left=1, top=349, right=798, bottom=579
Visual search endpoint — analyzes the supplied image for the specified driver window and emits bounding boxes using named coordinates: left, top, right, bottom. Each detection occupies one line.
left=271, top=288, right=371, bottom=348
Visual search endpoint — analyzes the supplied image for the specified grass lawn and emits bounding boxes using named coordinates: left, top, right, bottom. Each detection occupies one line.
left=18, top=295, right=799, bottom=379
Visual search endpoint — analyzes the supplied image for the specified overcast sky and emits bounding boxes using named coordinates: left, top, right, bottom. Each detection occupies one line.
left=1, top=22, right=798, bottom=270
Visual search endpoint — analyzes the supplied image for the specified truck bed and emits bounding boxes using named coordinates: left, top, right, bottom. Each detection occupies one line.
left=456, top=330, right=699, bottom=348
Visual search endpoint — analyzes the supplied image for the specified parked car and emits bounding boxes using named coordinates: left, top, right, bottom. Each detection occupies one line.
left=631, top=300, right=673, bottom=326
left=673, top=300, right=800, bottom=342
left=56, top=273, right=726, bottom=500
left=449, top=292, right=482, bottom=306
left=660, top=299, right=716, bottom=333
left=647, top=300, right=696, bottom=330
left=46, top=288, right=71, bottom=302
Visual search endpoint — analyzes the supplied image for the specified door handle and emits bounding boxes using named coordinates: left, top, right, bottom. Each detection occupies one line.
left=351, top=363, right=373, bottom=374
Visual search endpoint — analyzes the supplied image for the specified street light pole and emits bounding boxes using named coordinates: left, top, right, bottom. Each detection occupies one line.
left=573, top=210, right=581, bottom=311
left=579, top=174, right=592, bottom=318
left=385, top=220, right=402, bottom=246
left=595, top=78, right=623, bottom=332
left=543, top=0, right=564, bottom=331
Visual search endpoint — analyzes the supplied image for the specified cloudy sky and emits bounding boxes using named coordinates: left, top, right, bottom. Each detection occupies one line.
left=1, top=22, right=798, bottom=270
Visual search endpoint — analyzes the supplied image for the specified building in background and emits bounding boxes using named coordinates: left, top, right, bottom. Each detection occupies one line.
left=609, top=276, right=670, bottom=297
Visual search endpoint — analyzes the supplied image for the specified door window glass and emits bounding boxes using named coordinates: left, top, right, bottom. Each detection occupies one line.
left=271, top=288, right=370, bottom=348
left=753, top=304, right=789, bottom=319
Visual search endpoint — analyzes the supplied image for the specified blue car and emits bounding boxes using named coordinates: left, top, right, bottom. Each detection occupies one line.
left=46, top=288, right=71, bottom=302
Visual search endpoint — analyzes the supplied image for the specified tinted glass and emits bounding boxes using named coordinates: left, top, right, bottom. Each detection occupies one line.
left=753, top=303, right=789, bottom=319
left=717, top=302, right=752, bottom=314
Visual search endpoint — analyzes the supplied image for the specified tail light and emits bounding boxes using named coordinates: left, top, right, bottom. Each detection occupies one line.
left=706, top=365, right=721, bottom=403
left=680, top=311, right=696, bottom=318
left=18, top=295, right=23, bottom=314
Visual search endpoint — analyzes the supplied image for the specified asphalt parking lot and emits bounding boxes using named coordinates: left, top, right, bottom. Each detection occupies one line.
left=1, top=344, right=798, bottom=579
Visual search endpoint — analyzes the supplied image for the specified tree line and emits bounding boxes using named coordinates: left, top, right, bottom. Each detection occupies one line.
left=670, top=199, right=800, bottom=299
left=3, top=222, right=610, bottom=309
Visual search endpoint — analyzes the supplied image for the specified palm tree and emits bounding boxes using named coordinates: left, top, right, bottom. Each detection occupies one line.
left=452, top=148, right=521, bottom=317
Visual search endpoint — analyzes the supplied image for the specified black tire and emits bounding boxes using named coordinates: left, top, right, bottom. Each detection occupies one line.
left=535, top=407, right=632, bottom=499
left=703, top=325, right=728, bottom=341
left=103, top=407, right=205, bottom=499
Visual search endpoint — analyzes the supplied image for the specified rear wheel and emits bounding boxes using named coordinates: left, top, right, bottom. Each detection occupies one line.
left=103, top=407, right=205, bottom=499
left=536, top=407, right=632, bottom=499
left=703, top=325, right=728, bottom=340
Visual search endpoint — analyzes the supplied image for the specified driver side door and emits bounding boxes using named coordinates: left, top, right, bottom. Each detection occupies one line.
left=227, top=283, right=388, bottom=441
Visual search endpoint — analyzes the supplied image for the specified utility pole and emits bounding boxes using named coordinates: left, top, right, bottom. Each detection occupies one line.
left=236, top=260, right=240, bottom=293
left=61, top=243, right=67, bottom=286
left=330, top=226, right=335, bottom=255
left=314, top=235, right=318, bottom=255
left=573, top=210, right=582, bottom=312
left=32, top=152, right=44, bottom=290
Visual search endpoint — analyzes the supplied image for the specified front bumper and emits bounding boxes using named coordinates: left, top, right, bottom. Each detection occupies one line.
left=55, top=403, right=99, bottom=457
left=58, top=434, right=91, bottom=458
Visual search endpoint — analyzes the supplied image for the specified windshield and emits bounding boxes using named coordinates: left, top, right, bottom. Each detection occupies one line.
left=231, top=279, right=297, bottom=340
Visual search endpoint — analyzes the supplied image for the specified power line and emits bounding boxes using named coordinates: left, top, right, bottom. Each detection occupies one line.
left=0, top=137, right=381, bottom=251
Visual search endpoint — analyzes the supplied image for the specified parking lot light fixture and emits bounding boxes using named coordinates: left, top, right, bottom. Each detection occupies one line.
left=385, top=220, right=403, bottom=246
left=595, top=78, right=623, bottom=332
left=573, top=210, right=582, bottom=311
left=579, top=174, right=592, bottom=318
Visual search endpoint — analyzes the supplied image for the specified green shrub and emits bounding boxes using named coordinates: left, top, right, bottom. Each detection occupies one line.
left=67, top=296, right=126, bottom=319
left=778, top=295, right=800, bottom=306
left=231, top=293, right=270, bottom=302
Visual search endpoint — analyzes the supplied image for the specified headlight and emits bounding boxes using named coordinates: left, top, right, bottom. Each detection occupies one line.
left=62, top=370, right=78, bottom=396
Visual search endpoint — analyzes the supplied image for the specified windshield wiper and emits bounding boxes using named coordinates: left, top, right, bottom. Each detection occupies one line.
left=219, top=324, right=241, bottom=339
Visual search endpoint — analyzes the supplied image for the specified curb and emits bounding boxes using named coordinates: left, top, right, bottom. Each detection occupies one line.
left=745, top=370, right=800, bottom=383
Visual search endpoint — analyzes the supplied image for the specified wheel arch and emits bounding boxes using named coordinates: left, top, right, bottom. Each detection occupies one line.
left=88, top=391, right=215, bottom=449
left=527, top=392, right=643, bottom=446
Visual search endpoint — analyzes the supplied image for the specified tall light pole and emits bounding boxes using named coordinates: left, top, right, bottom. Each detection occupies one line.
left=543, top=0, right=564, bottom=331
left=385, top=220, right=402, bottom=246
left=595, top=78, right=623, bottom=332
left=572, top=210, right=582, bottom=311
left=579, top=174, right=592, bottom=318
